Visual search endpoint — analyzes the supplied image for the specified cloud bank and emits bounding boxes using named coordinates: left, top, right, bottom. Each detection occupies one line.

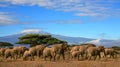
left=0, top=0, right=120, bottom=17
left=0, top=0, right=120, bottom=26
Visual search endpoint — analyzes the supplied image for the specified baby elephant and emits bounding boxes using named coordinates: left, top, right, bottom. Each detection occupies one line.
left=23, top=50, right=32, bottom=61
left=70, top=51, right=82, bottom=61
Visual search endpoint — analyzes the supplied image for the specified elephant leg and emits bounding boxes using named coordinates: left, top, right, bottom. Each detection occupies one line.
left=5, top=55, right=7, bottom=59
left=16, top=54, right=18, bottom=60
left=77, top=55, right=80, bottom=61
left=12, top=55, right=15, bottom=60
left=98, top=54, right=101, bottom=60
left=111, top=54, right=114, bottom=59
left=10, top=55, right=13, bottom=60
left=109, top=54, right=112, bottom=58
left=114, top=54, right=117, bottom=59
left=84, top=55, right=88, bottom=60
left=93, top=56, right=97, bottom=60
left=52, top=53, right=56, bottom=61
left=37, top=51, right=40, bottom=58
left=30, top=56, right=33, bottom=61
left=18, top=52, right=20, bottom=58
left=57, top=55, right=60, bottom=60
left=16, top=53, right=19, bottom=58
left=81, top=54, right=84, bottom=60
left=21, top=52, right=24, bottom=58
left=70, top=54, right=73, bottom=61
left=19, top=52, right=21, bottom=58
left=88, top=57, right=90, bottom=60
left=88, top=56, right=92, bottom=61
left=44, top=56, right=47, bottom=61
left=71, top=56, right=73, bottom=60
left=23, top=56, right=26, bottom=61
left=61, top=53, right=65, bottom=60
left=50, top=55, right=52, bottom=61
left=31, top=54, right=34, bottom=61
left=53, top=55, right=56, bottom=61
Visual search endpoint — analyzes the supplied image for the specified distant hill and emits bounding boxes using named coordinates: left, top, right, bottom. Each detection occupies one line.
left=0, top=30, right=118, bottom=47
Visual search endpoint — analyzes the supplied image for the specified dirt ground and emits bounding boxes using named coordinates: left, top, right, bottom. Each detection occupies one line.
left=0, top=60, right=120, bottom=67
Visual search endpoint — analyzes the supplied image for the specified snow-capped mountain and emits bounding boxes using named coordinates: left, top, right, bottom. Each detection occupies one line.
left=0, top=29, right=118, bottom=47
left=86, top=38, right=120, bottom=47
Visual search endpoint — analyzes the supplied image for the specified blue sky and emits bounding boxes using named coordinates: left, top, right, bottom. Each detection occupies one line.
left=0, top=0, right=120, bottom=40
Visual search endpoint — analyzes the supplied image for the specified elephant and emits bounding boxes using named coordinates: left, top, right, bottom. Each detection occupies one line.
left=0, top=48, right=8, bottom=58
left=104, top=48, right=119, bottom=59
left=23, top=50, right=32, bottom=61
left=4, top=48, right=16, bottom=60
left=51, top=43, right=70, bottom=61
left=13, top=46, right=28, bottom=58
left=26, top=44, right=46, bottom=60
left=71, top=44, right=95, bottom=52
left=28, top=47, right=37, bottom=60
left=43, top=47, right=53, bottom=61
left=86, top=46, right=105, bottom=60
left=70, top=50, right=82, bottom=61
left=70, top=44, right=95, bottom=59
left=35, top=45, right=46, bottom=58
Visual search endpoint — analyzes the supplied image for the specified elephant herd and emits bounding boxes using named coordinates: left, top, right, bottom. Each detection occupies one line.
left=0, top=44, right=120, bottom=61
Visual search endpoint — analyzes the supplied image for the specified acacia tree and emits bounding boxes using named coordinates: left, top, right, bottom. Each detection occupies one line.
left=42, top=37, right=67, bottom=45
left=0, top=42, right=13, bottom=47
left=16, top=34, right=67, bottom=47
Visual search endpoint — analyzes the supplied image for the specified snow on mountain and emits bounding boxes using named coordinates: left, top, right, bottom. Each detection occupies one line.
left=86, top=38, right=120, bottom=47
left=87, top=39, right=101, bottom=45
left=20, top=29, right=50, bottom=35
left=20, top=29, right=41, bottom=34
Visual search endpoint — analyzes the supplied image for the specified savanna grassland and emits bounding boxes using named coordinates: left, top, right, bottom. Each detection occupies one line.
left=0, top=57, right=120, bottom=67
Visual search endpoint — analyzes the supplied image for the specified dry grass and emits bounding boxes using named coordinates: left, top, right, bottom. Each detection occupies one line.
left=0, top=59, right=120, bottom=67
left=0, top=53, right=120, bottom=67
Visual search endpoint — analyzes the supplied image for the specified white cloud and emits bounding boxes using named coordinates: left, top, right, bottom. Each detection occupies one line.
left=34, top=19, right=82, bottom=24
left=75, top=13, right=103, bottom=16
left=0, top=4, right=8, bottom=7
left=51, top=19, right=82, bottom=24
left=0, top=12, right=18, bottom=26
left=1, top=0, right=120, bottom=17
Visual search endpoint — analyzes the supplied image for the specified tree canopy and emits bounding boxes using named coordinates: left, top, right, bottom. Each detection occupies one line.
left=16, top=34, right=67, bottom=47
left=0, top=42, right=13, bottom=47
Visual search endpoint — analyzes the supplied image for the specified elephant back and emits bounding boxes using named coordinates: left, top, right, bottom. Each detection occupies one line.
left=35, top=45, right=46, bottom=51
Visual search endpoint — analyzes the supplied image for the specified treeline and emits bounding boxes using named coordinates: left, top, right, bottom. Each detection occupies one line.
left=0, top=42, right=13, bottom=47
